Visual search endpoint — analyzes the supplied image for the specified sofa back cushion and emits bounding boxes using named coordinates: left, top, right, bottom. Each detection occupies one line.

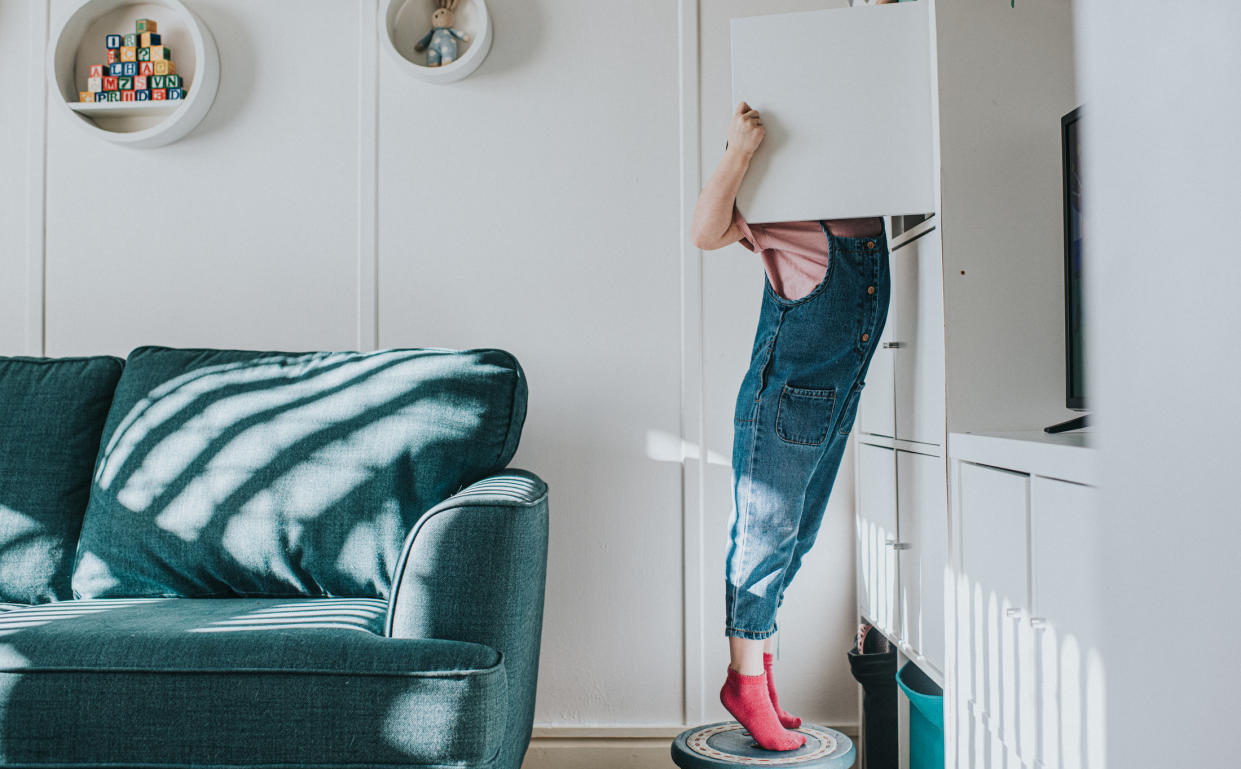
left=72, top=346, right=527, bottom=599
left=0, top=356, right=124, bottom=604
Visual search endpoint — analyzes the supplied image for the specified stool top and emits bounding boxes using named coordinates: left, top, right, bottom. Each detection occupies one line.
left=671, top=722, right=855, bottom=769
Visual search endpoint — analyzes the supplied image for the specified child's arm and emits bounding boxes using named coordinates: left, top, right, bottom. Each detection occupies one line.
left=692, top=102, right=766, bottom=251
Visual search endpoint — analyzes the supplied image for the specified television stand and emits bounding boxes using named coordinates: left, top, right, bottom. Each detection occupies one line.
left=1045, top=414, right=1090, bottom=433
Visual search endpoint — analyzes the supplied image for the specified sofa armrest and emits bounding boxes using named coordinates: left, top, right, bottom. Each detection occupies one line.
left=385, top=469, right=549, bottom=769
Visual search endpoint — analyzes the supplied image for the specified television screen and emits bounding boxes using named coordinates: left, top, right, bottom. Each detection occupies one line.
left=1063, top=107, right=1085, bottom=409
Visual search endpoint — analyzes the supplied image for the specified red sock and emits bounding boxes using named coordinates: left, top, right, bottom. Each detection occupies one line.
left=763, top=653, right=802, bottom=729
left=720, top=667, right=806, bottom=751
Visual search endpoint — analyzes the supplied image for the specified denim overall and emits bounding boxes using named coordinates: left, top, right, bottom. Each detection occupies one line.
left=725, top=222, right=891, bottom=640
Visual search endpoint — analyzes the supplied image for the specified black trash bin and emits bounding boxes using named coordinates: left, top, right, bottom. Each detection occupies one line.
left=847, top=625, right=897, bottom=769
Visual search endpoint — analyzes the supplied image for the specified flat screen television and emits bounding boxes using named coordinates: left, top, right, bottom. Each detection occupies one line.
left=1047, top=106, right=1087, bottom=433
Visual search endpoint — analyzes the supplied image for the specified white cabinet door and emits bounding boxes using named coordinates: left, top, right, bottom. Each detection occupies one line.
left=897, top=450, right=948, bottom=673
left=731, top=1, right=937, bottom=223
left=957, top=461, right=1030, bottom=755
left=1031, top=477, right=1103, bottom=769
left=859, top=305, right=897, bottom=438
left=857, top=442, right=898, bottom=634
left=893, top=228, right=946, bottom=446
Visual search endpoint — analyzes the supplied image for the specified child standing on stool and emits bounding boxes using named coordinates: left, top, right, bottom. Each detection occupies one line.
left=692, top=101, right=891, bottom=751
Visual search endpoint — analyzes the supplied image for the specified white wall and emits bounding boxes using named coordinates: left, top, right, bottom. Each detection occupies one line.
left=1077, top=2, right=1241, bottom=768
left=1, top=0, right=863, bottom=740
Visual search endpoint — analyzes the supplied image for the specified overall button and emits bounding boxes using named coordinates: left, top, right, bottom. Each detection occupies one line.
left=861, top=333, right=870, bottom=343
left=866, top=241, right=876, bottom=250
left=867, top=285, right=876, bottom=295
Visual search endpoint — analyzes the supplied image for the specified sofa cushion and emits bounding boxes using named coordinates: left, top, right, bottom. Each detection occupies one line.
left=0, top=598, right=506, bottom=767
left=0, top=356, right=123, bottom=604
left=72, top=346, right=527, bottom=599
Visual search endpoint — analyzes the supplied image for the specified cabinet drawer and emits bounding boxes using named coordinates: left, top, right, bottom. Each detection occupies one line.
left=892, top=227, right=946, bottom=446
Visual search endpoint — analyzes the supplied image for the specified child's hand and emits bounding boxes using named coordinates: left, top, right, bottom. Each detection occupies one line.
left=728, top=101, right=766, bottom=158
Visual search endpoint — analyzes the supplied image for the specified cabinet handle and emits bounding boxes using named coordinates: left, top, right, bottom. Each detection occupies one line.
left=1004, top=608, right=1022, bottom=619
left=1029, top=617, right=1048, bottom=629
left=891, top=542, right=913, bottom=550
left=883, top=341, right=906, bottom=349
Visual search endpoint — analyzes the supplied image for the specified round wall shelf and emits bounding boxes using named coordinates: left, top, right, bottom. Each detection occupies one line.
left=381, top=0, right=493, bottom=84
left=50, top=0, right=220, bottom=148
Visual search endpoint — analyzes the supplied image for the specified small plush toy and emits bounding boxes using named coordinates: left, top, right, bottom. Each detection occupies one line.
left=414, top=0, right=471, bottom=67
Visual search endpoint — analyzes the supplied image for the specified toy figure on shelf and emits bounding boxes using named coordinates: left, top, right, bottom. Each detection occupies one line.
left=413, top=0, right=471, bottom=67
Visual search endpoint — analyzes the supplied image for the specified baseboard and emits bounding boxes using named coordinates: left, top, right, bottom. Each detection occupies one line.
left=522, top=724, right=860, bottom=769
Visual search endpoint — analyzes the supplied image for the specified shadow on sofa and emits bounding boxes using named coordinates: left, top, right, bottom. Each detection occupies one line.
left=0, top=347, right=548, bottom=769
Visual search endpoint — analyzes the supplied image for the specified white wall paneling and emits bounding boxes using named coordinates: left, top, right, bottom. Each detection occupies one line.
left=2, top=0, right=867, bottom=745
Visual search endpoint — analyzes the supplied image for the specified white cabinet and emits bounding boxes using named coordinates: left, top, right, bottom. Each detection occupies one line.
left=893, top=229, right=946, bottom=446
left=858, top=226, right=945, bottom=447
left=897, top=450, right=948, bottom=671
left=948, top=433, right=1100, bottom=769
left=857, top=442, right=898, bottom=635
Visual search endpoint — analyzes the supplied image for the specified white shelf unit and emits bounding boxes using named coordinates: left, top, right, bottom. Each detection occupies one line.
left=381, top=0, right=493, bottom=84
left=49, top=0, right=219, bottom=148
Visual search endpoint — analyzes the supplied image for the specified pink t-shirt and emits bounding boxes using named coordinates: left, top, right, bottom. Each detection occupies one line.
left=732, top=206, right=882, bottom=301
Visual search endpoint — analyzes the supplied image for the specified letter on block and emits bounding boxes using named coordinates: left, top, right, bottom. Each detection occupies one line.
left=135, top=89, right=151, bottom=101
left=136, top=18, right=157, bottom=34
left=109, top=62, right=123, bottom=76
left=151, top=88, right=166, bottom=101
left=88, top=64, right=106, bottom=78
left=121, top=91, right=136, bottom=102
left=153, top=60, right=176, bottom=75
left=94, top=93, right=107, bottom=102
left=106, top=49, right=119, bottom=64
left=106, top=91, right=121, bottom=102
left=118, top=77, right=133, bottom=90
left=148, top=45, right=171, bottom=61
left=122, top=62, right=138, bottom=76
left=105, top=34, right=121, bottom=49
left=102, top=76, right=118, bottom=91
left=150, top=75, right=165, bottom=89
left=164, top=74, right=181, bottom=89
left=121, top=46, right=137, bottom=62
left=141, top=32, right=161, bottom=47
left=123, top=33, right=138, bottom=47
left=79, top=91, right=93, bottom=102
left=167, top=88, right=183, bottom=100
left=87, top=77, right=102, bottom=93
left=139, top=61, right=154, bottom=76
left=134, top=75, right=147, bottom=90
left=138, top=47, right=150, bottom=61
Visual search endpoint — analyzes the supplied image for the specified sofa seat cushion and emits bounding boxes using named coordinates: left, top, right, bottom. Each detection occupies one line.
left=72, top=346, right=528, bottom=600
left=0, top=356, right=124, bottom=604
left=0, top=598, right=507, bottom=768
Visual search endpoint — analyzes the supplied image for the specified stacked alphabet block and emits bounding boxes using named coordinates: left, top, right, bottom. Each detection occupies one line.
left=78, top=19, right=187, bottom=104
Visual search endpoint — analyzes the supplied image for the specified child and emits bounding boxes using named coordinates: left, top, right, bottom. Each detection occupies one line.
left=691, top=101, right=891, bottom=751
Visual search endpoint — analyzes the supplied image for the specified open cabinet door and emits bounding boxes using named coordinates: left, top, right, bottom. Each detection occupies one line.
left=731, top=1, right=937, bottom=223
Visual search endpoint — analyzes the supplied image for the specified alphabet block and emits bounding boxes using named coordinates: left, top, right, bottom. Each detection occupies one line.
left=151, top=88, right=166, bottom=101
left=106, top=49, right=119, bottom=64
left=140, top=32, right=161, bottom=47
left=135, top=18, right=157, bottom=34
left=109, top=62, right=123, bottom=76
left=148, top=45, right=171, bottom=61
left=134, top=75, right=147, bottom=90
left=102, top=76, right=118, bottom=91
left=150, top=75, right=166, bottom=89
left=167, top=87, right=183, bottom=100
left=120, top=46, right=137, bottom=62
left=105, top=34, right=121, bottom=49
left=123, top=33, right=138, bottom=47
left=137, top=47, right=149, bottom=61
left=153, top=60, right=176, bottom=75
left=94, top=92, right=107, bottom=102
left=164, top=74, right=181, bottom=89
left=135, top=89, right=151, bottom=101
left=106, top=91, right=121, bottom=102
left=79, top=91, right=93, bottom=102
left=87, top=77, right=103, bottom=93
left=121, top=90, right=136, bottom=102
left=88, top=64, right=106, bottom=78
left=122, top=61, right=138, bottom=77
left=118, top=77, right=133, bottom=91
left=139, top=61, right=154, bottom=76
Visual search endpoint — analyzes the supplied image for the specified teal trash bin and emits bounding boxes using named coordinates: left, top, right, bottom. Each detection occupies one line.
left=896, top=663, right=943, bottom=769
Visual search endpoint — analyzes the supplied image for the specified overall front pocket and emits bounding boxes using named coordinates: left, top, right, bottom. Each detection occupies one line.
left=775, top=385, right=837, bottom=446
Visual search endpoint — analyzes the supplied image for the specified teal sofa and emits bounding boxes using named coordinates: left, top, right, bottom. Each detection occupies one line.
left=0, top=347, right=549, bottom=769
